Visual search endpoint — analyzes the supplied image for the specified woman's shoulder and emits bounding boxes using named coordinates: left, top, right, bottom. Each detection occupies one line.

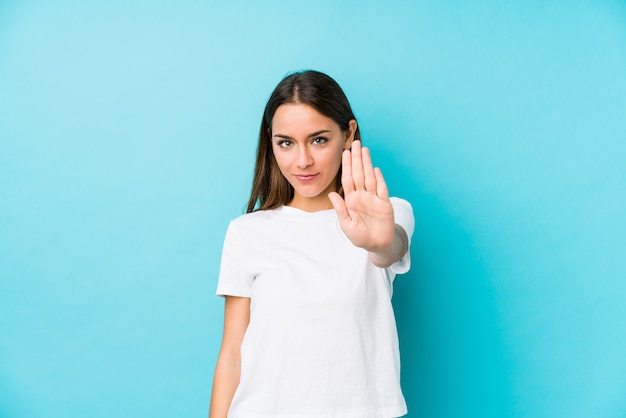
left=222, top=209, right=280, bottom=244
left=228, top=207, right=282, bottom=228
left=389, top=197, right=413, bottom=216
left=389, top=197, right=415, bottom=239
left=389, top=196, right=411, bottom=207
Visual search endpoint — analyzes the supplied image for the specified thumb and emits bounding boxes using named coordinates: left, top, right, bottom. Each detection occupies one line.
left=328, top=192, right=350, bottom=223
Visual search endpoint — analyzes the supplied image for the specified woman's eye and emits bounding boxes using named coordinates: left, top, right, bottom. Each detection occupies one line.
left=277, top=140, right=292, bottom=148
left=312, top=137, right=327, bottom=145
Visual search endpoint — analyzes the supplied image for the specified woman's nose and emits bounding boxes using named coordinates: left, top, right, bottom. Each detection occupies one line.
left=296, top=146, right=313, bottom=168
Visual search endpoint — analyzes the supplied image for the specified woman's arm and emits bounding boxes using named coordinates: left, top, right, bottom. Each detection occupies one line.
left=329, top=140, right=409, bottom=267
left=367, top=223, right=409, bottom=268
left=209, top=296, right=251, bottom=418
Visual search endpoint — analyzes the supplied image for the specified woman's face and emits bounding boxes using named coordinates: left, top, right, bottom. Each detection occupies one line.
left=271, top=103, right=356, bottom=211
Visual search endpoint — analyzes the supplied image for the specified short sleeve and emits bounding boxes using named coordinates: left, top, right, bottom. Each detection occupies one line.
left=216, top=221, right=254, bottom=298
left=388, top=197, right=415, bottom=275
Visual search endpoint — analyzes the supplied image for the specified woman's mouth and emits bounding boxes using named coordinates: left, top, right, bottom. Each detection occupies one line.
left=294, top=174, right=318, bottom=183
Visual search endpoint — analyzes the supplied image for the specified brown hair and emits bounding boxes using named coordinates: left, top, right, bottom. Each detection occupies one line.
left=246, top=70, right=361, bottom=213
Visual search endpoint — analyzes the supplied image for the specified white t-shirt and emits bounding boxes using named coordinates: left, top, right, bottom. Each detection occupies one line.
left=216, top=197, right=415, bottom=418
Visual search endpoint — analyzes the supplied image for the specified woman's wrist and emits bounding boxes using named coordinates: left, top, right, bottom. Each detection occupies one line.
left=367, top=224, right=408, bottom=268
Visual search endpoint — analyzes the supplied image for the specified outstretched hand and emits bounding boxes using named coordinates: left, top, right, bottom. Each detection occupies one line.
left=328, top=141, right=395, bottom=253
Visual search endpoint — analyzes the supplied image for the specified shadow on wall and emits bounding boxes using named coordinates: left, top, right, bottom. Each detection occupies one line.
left=381, top=153, right=514, bottom=417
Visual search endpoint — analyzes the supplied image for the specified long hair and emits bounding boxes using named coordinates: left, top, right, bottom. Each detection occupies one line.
left=246, top=70, right=361, bottom=213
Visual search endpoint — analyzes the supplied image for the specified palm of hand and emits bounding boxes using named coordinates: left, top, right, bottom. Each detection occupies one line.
left=341, top=188, right=395, bottom=251
left=328, top=141, right=395, bottom=252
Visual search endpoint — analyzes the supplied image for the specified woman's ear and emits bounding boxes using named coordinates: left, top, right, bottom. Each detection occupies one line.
left=344, top=119, right=358, bottom=150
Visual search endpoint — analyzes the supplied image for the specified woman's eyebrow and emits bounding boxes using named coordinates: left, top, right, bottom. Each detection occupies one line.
left=273, top=130, right=332, bottom=140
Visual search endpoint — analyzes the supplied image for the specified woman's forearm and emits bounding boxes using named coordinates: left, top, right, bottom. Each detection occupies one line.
left=209, top=355, right=241, bottom=418
left=210, top=296, right=250, bottom=418
left=368, top=224, right=409, bottom=268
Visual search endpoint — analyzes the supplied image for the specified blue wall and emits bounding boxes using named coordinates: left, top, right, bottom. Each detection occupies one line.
left=1, top=1, right=625, bottom=417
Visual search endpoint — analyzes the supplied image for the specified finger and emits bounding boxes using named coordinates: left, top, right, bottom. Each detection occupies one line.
left=328, top=191, right=351, bottom=222
left=361, top=146, right=377, bottom=192
left=350, top=140, right=365, bottom=190
left=374, top=167, right=389, bottom=200
left=340, top=149, right=354, bottom=194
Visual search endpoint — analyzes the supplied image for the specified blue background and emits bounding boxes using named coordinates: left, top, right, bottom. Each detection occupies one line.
left=1, top=1, right=625, bottom=417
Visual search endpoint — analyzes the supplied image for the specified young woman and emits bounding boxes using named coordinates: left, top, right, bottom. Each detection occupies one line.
left=210, top=70, right=414, bottom=418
